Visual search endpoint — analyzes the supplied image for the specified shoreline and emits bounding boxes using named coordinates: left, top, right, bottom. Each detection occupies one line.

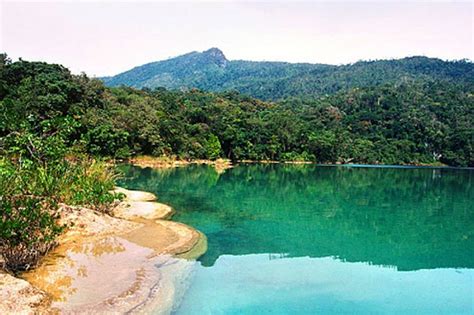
left=1, top=187, right=206, bottom=314
left=125, top=155, right=455, bottom=170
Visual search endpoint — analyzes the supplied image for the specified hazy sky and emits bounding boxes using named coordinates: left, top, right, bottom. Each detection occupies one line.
left=1, top=1, right=472, bottom=76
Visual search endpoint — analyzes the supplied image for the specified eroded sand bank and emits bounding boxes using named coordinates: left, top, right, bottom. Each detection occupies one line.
left=1, top=187, right=206, bottom=314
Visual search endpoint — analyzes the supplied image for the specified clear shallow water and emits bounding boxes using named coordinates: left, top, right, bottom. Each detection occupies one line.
left=118, top=164, right=474, bottom=314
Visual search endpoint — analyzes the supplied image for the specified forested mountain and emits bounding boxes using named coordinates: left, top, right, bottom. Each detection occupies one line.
left=102, top=48, right=474, bottom=100
left=2, top=55, right=473, bottom=167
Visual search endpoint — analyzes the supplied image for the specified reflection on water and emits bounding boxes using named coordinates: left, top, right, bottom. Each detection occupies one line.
left=177, top=254, right=473, bottom=314
left=119, top=164, right=474, bottom=313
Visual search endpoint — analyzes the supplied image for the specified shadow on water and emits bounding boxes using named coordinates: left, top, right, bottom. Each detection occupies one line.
left=118, top=164, right=474, bottom=271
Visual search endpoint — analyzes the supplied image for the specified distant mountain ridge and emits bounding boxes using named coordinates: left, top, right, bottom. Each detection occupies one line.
left=101, top=48, right=474, bottom=100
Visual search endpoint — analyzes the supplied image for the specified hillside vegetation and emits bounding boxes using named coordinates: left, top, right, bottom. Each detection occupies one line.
left=102, top=48, right=474, bottom=101
left=2, top=54, right=472, bottom=167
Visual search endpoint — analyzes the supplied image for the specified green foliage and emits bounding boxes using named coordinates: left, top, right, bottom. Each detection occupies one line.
left=0, top=195, right=63, bottom=273
left=0, top=146, right=119, bottom=272
left=62, top=160, right=121, bottom=212
left=97, top=50, right=474, bottom=166
left=205, top=134, right=222, bottom=160
left=84, top=124, right=131, bottom=159
left=307, top=131, right=339, bottom=163
left=102, top=48, right=474, bottom=101
left=0, top=158, right=64, bottom=273
left=0, top=58, right=121, bottom=271
left=2, top=54, right=473, bottom=167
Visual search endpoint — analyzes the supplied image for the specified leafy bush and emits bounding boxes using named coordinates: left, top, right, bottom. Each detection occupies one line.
left=0, top=159, right=63, bottom=273
left=0, top=195, right=63, bottom=273
left=205, top=134, right=222, bottom=160
left=280, top=151, right=314, bottom=162
left=84, top=124, right=131, bottom=159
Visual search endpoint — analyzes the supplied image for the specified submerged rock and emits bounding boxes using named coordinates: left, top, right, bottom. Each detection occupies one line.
left=122, top=219, right=206, bottom=259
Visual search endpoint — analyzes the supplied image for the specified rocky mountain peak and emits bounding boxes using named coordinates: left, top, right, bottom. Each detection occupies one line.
left=202, top=47, right=227, bottom=67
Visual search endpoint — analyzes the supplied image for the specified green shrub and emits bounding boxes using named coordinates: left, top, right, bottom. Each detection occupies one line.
left=0, top=156, right=120, bottom=272
left=0, top=195, right=63, bottom=273
left=280, top=151, right=314, bottom=162
left=205, top=134, right=222, bottom=160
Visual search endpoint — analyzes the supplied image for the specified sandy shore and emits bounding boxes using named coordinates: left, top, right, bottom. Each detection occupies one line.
left=129, top=156, right=233, bottom=173
left=0, top=187, right=206, bottom=314
left=128, top=156, right=448, bottom=169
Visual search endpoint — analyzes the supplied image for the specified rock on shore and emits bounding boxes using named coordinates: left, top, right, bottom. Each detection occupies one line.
left=0, top=271, right=51, bottom=314
left=1, top=187, right=206, bottom=314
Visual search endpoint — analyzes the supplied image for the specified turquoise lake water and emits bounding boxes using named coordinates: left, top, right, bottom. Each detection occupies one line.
left=118, top=164, right=474, bottom=314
